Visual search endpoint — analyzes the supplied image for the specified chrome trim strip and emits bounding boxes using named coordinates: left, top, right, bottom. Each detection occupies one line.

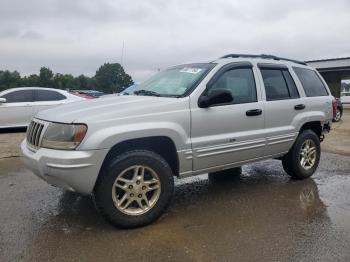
left=196, top=143, right=265, bottom=158
left=179, top=151, right=289, bottom=178
left=195, top=138, right=266, bottom=153
left=267, top=133, right=297, bottom=142
left=268, top=138, right=295, bottom=146
left=194, top=138, right=266, bottom=159
left=266, top=132, right=297, bottom=146
left=46, top=163, right=94, bottom=169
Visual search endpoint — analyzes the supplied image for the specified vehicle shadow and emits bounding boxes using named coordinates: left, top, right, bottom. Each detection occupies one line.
left=22, top=160, right=331, bottom=262
left=0, top=127, right=26, bottom=134
left=48, top=160, right=327, bottom=231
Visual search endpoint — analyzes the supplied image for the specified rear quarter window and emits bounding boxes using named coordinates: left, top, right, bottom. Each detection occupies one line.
left=35, top=90, right=66, bottom=101
left=293, top=67, right=329, bottom=97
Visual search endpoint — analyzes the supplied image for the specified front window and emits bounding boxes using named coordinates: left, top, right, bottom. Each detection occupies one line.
left=208, top=67, right=257, bottom=104
left=132, top=63, right=215, bottom=97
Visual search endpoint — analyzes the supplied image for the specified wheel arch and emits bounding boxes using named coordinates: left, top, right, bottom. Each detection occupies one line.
left=299, top=121, right=323, bottom=138
left=95, top=136, right=179, bottom=191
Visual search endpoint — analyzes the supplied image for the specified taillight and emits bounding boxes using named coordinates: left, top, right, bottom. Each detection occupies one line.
left=332, top=99, right=337, bottom=118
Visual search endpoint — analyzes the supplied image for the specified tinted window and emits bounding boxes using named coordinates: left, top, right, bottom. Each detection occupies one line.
left=209, top=68, right=257, bottom=104
left=282, top=71, right=299, bottom=98
left=1, top=90, right=34, bottom=103
left=35, top=90, right=66, bottom=101
left=293, top=67, right=328, bottom=97
left=261, top=69, right=290, bottom=100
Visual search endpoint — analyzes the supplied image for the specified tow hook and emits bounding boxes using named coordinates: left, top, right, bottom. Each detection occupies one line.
left=320, top=134, right=325, bottom=142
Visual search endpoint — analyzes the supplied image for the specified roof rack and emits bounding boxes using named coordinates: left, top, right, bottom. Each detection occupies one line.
left=219, top=54, right=307, bottom=66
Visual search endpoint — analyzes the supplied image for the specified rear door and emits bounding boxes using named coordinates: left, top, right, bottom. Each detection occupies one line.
left=258, top=64, right=305, bottom=156
left=0, top=89, right=34, bottom=127
left=32, top=89, right=67, bottom=115
left=191, top=63, right=265, bottom=171
left=292, top=67, right=333, bottom=122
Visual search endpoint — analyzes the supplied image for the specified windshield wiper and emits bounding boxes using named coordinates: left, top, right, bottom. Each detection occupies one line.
left=133, top=89, right=161, bottom=97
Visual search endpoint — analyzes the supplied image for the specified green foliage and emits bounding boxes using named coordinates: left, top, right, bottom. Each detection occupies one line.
left=39, top=67, right=53, bottom=86
left=95, top=63, right=134, bottom=93
left=0, top=64, right=134, bottom=93
left=22, top=74, right=40, bottom=87
left=0, top=70, right=21, bottom=90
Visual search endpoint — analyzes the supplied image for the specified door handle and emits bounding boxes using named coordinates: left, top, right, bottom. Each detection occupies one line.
left=246, top=109, right=262, bottom=116
left=294, top=104, right=305, bottom=110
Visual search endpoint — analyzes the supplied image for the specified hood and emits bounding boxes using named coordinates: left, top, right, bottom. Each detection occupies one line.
left=36, top=95, right=186, bottom=124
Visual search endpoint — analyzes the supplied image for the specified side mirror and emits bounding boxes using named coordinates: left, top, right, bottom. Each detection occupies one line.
left=198, top=89, right=233, bottom=108
left=0, top=98, right=6, bottom=104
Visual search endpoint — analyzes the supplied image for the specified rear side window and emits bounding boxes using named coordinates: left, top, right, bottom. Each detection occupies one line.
left=293, top=67, right=329, bottom=97
left=209, top=68, right=257, bottom=104
left=35, top=90, right=66, bottom=101
left=260, top=69, right=299, bottom=101
left=1, top=89, right=34, bottom=103
left=282, top=71, right=299, bottom=98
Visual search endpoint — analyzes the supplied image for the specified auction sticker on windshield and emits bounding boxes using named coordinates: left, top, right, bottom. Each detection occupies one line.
left=180, top=67, right=203, bottom=74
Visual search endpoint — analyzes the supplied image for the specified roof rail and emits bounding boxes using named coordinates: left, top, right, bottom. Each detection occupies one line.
left=219, top=54, right=307, bottom=66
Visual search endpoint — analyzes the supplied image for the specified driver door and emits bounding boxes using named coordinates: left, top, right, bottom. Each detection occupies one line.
left=191, top=64, right=265, bottom=172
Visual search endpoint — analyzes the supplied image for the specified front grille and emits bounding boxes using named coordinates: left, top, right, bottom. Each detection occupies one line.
left=26, top=120, right=44, bottom=148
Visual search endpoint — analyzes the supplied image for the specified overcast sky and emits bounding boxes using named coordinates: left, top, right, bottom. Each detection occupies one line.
left=1, top=0, right=350, bottom=81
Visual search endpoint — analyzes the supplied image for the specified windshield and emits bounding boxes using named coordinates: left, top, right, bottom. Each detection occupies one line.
left=132, top=63, right=215, bottom=97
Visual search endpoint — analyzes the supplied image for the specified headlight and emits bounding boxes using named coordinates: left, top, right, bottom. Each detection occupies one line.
left=41, top=123, right=87, bottom=150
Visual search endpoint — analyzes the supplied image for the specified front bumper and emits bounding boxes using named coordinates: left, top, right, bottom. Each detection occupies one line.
left=21, top=140, right=109, bottom=195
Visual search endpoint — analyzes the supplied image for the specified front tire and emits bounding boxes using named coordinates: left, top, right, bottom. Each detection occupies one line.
left=94, top=150, right=174, bottom=228
left=282, top=130, right=321, bottom=179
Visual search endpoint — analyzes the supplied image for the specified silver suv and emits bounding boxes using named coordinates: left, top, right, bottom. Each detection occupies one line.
left=21, top=54, right=334, bottom=228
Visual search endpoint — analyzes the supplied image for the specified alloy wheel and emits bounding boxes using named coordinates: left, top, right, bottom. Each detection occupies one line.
left=299, top=139, right=317, bottom=170
left=112, top=165, right=161, bottom=215
left=334, top=108, right=341, bottom=122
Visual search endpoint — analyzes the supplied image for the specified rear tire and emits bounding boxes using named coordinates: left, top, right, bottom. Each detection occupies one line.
left=94, top=150, right=174, bottom=228
left=332, top=106, right=342, bottom=122
left=282, top=130, right=320, bottom=179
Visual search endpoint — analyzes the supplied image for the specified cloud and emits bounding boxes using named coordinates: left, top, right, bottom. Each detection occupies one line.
left=0, top=0, right=349, bottom=81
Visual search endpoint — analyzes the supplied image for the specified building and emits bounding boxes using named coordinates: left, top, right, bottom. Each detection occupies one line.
left=306, top=57, right=350, bottom=98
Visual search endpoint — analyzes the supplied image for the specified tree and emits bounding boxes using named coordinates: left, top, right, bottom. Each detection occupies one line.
left=22, top=74, right=40, bottom=87
left=77, top=74, right=89, bottom=90
left=95, top=63, right=133, bottom=93
left=52, top=73, right=76, bottom=90
left=0, top=62, right=134, bottom=93
left=39, top=67, right=53, bottom=87
left=0, top=70, right=21, bottom=91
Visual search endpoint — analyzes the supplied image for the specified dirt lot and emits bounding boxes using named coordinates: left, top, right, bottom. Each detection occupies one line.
left=0, top=111, right=350, bottom=262
left=322, top=109, right=350, bottom=155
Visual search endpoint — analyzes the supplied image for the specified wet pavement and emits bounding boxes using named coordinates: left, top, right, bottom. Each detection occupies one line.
left=1, top=152, right=350, bottom=261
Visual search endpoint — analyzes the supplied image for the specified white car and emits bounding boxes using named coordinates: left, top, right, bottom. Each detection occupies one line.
left=0, top=87, right=84, bottom=128
left=340, top=91, right=350, bottom=105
